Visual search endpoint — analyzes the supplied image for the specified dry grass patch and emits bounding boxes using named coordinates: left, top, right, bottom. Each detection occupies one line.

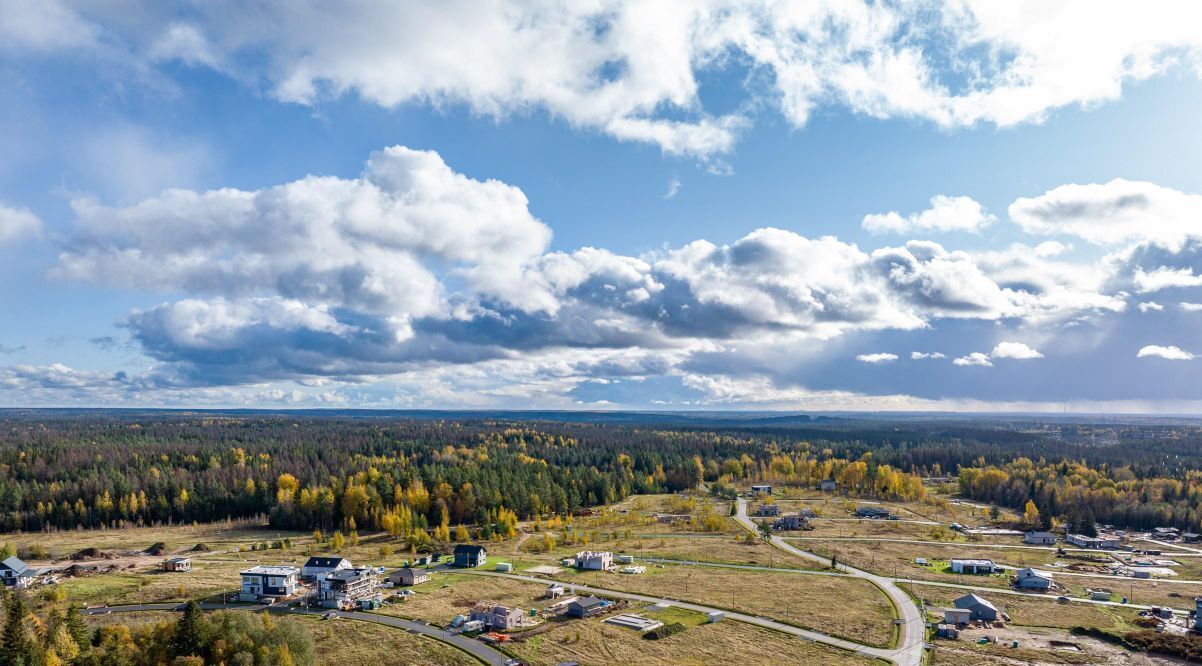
left=508, top=604, right=873, bottom=666
left=305, top=616, right=476, bottom=665
left=555, top=564, right=897, bottom=648
left=910, top=584, right=1140, bottom=631
left=380, top=574, right=549, bottom=625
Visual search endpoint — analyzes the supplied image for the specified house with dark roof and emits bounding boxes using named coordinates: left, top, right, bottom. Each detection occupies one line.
left=302, top=556, right=352, bottom=580
left=0, top=557, right=32, bottom=589
left=855, top=506, right=892, bottom=519
left=453, top=544, right=487, bottom=568
left=567, top=595, right=608, bottom=618
left=953, top=593, right=999, bottom=621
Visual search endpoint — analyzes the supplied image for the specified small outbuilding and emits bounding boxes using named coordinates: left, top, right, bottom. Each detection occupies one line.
left=818, top=479, right=838, bottom=491
left=751, top=484, right=773, bottom=495
left=162, top=557, right=192, bottom=573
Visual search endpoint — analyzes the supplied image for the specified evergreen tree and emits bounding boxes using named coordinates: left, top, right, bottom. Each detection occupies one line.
left=171, top=600, right=209, bottom=659
left=1, top=591, right=33, bottom=666
left=63, top=605, right=90, bottom=653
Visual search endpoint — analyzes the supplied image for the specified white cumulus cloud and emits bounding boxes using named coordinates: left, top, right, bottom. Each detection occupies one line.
left=0, top=202, right=41, bottom=243
left=953, top=352, right=993, bottom=367
left=989, top=341, right=1044, bottom=359
left=857, top=353, right=898, bottom=364
left=862, top=195, right=994, bottom=234
left=1137, top=345, right=1195, bottom=360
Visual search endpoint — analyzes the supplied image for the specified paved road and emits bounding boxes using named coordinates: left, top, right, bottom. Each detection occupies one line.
left=461, top=568, right=896, bottom=661
left=85, top=602, right=507, bottom=665
left=734, top=498, right=925, bottom=666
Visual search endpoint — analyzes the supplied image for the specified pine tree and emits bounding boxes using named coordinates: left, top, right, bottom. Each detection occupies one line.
left=171, top=600, right=209, bottom=658
left=63, top=605, right=90, bottom=654
left=2, top=591, right=33, bottom=666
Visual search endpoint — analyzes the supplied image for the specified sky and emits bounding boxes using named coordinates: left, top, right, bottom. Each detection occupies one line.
left=3, top=1, right=1202, bottom=412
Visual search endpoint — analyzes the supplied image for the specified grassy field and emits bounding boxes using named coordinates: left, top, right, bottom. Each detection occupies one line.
left=795, top=538, right=1060, bottom=586
left=381, top=573, right=550, bottom=625
left=535, top=562, right=897, bottom=648
left=909, top=584, right=1141, bottom=631
left=7, top=520, right=308, bottom=561
left=507, top=602, right=874, bottom=666
left=305, top=616, right=477, bottom=665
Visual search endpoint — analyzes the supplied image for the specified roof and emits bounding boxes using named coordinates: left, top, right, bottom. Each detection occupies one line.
left=396, top=567, right=426, bottom=575
left=1025, top=530, right=1055, bottom=536
left=570, top=595, right=605, bottom=609
left=242, top=565, right=299, bottom=576
left=951, top=558, right=995, bottom=566
left=0, top=557, right=27, bottom=574
left=1019, top=567, right=1054, bottom=579
left=454, top=544, right=486, bottom=556
left=167, top=557, right=191, bottom=563
left=326, top=567, right=374, bottom=581
left=304, top=556, right=350, bottom=568
left=954, top=593, right=998, bottom=611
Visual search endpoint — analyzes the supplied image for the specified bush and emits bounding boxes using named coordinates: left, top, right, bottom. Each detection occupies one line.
left=643, top=622, right=686, bottom=640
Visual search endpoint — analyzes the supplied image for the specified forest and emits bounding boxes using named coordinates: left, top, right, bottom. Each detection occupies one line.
left=1, top=412, right=1201, bottom=537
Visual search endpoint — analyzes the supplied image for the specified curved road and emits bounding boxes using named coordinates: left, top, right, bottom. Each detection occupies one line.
left=85, top=601, right=507, bottom=665
left=461, top=569, right=896, bottom=661
left=734, top=497, right=926, bottom=666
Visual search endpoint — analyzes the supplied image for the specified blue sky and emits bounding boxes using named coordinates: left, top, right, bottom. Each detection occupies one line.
left=4, top=1, right=1202, bottom=411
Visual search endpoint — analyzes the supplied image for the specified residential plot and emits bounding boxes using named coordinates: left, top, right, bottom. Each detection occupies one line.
left=550, top=562, right=897, bottom=648
left=507, top=603, right=873, bottom=666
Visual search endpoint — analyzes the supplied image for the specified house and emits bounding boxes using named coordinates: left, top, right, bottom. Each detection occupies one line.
left=799, top=508, right=818, bottom=519
left=953, top=593, right=999, bottom=621
left=1185, top=533, right=1202, bottom=544
left=0, top=557, right=33, bottom=589
left=1065, top=533, right=1122, bottom=549
left=470, top=604, right=525, bottom=630
left=773, top=513, right=808, bottom=530
left=819, top=479, right=838, bottom=491
left=453, top=544, right=487, bottom=568
left=545, top=584, right=565, bottom=599
left=1153, top=527, right=1180, bottom=540
left=950, top=558, right=997, bottom=575
left=1089, top=589, right=1113, bottom=601
left=389, top=568, right=429, bottom=586
left=943, top=608, right=972, bottom=625
left=751, top=484, right=772, bottom=495
left=756, top=503, right=780, bottom=517
left=567, top=596, right=608, bottom=618
left=301, top=556, right=352, bottom=580
left=239, top=565, right=299, bottom=601
left=317, top=567, right=379, bottom=608
left=1015, top=567, right=1054, bottom=590
left=162, top=557, right=192, bottom=572
left=575, top=551, right=613, bottom=571
left=1024, top=530, right=1056, bottom=545
left=855, top=506, right=892, bottom=519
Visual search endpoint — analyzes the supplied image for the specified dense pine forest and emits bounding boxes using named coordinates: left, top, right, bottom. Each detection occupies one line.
left=2, top=412, right=1202, bottom=536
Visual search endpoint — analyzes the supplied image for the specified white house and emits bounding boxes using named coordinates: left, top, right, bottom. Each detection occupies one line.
left=239, top=565, right=299, bottom=601
left=1015, top=567, right=1054, bottom=590
left=575, top=551, right=613, bottom=570
left=302, top=556, right=352, bottom=580
left=950, top=558, right=997, bottom=575
left=1024, top=530, right=1056, bottom=545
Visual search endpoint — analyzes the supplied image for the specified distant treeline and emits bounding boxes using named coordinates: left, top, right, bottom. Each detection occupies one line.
left=0, top=414, right=1200, bottom=535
